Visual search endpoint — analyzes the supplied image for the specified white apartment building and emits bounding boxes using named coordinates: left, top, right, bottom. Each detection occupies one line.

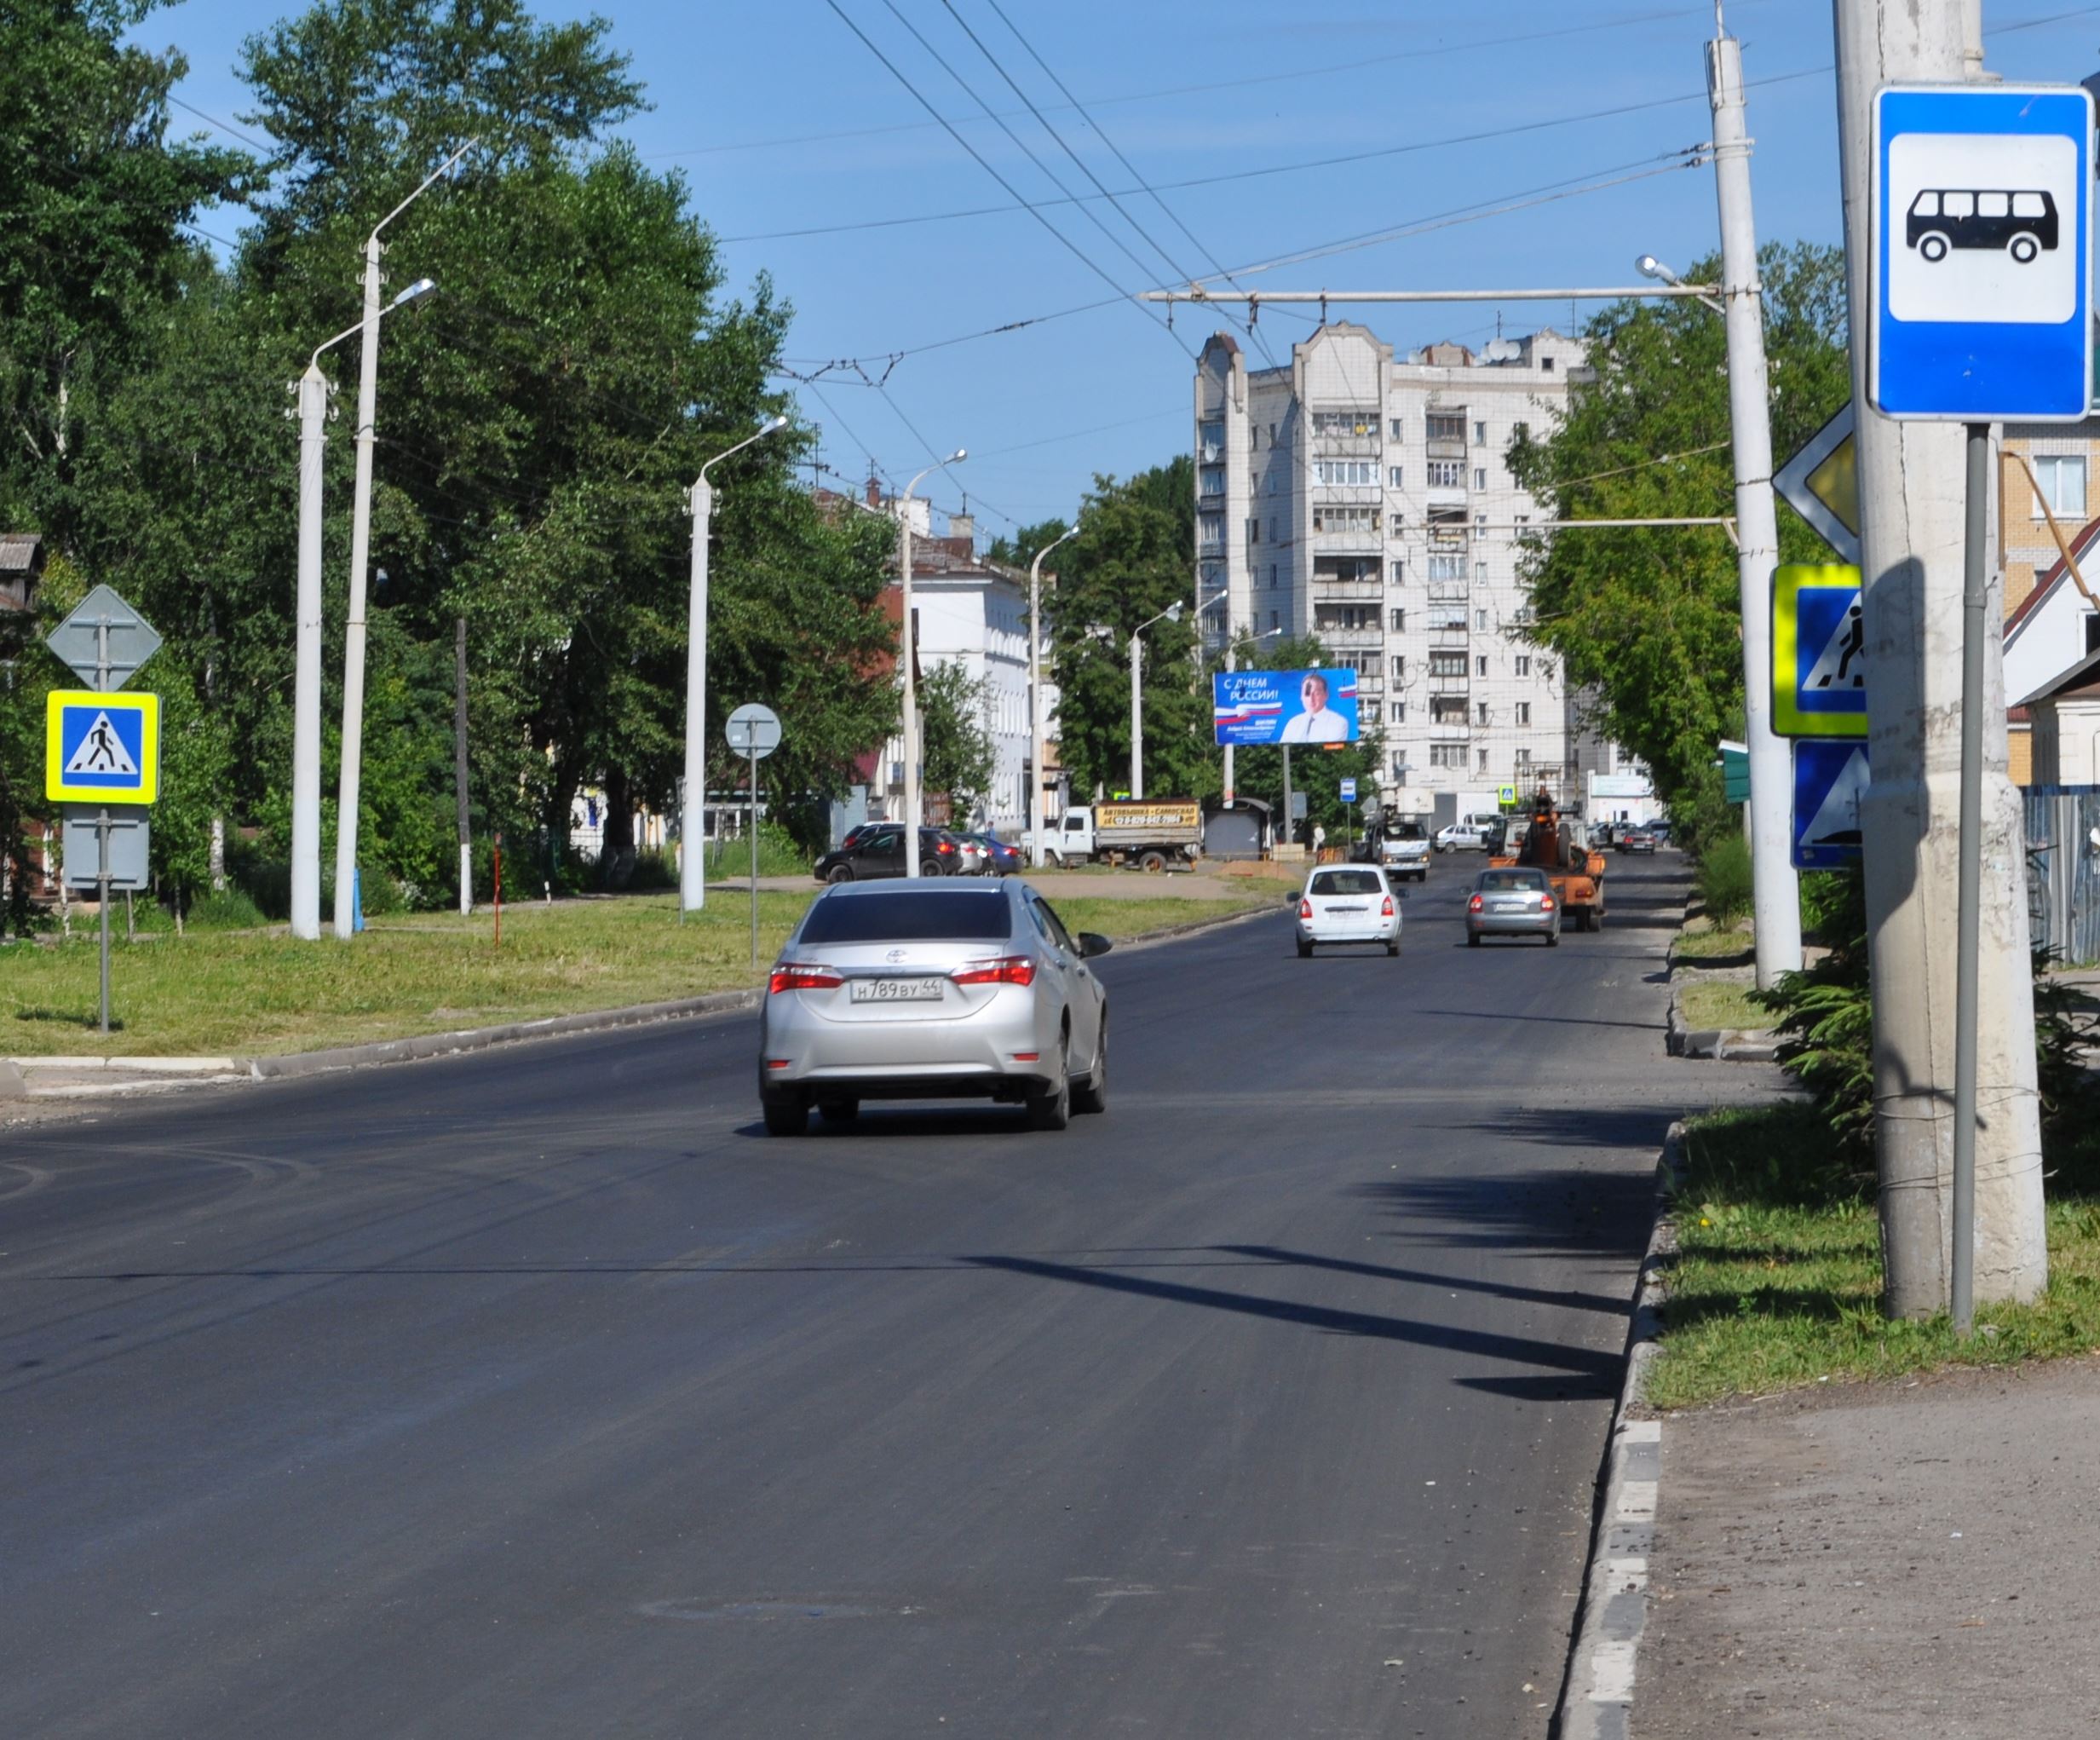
left=1194, top=322, right=1622, bottom=817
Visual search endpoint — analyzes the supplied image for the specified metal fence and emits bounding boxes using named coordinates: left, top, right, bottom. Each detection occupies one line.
left=2024, top=786, right=2100, bottom=965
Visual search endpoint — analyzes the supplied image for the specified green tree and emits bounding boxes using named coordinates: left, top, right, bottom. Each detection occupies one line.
left=1506, top=242, right=1849, bottom=844
left=1048, top=458, right=1210, bottom=802
left=918, top=659, right=995, bottom=824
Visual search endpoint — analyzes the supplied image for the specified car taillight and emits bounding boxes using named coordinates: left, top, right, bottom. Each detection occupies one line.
left=1298, top=898, right=1314, bottom=919
left=1468, top=895, right=1483, bottom=912
left=1540, top=896, right=1556, bottom=912
left=1380, top=895, right=1394, bottom=918
left=768, top=963, right=842, bottom=994
left=937, top=841, right=954, bottom=855
left=951, top=955, right=1036, bottom=987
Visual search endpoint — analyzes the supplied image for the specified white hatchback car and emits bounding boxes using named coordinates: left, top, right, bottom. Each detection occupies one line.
left=1295, top=863, right=1401, bottom=957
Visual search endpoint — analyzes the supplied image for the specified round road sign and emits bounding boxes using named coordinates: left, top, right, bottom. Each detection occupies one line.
left=725, top=703, right=782, bottom=758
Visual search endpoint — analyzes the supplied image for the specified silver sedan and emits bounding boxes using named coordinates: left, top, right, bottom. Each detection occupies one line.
left=758, top=880, right=1110, bottom=1135
left=1465, top=867, right=1561, bottom=946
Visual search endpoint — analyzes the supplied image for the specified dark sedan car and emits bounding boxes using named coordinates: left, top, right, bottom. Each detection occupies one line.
left=963, top=833, right=1023, bottom=876
left=1617, top=827, right=1658, bottom=854
left=814, top=826, right=964, bottom=883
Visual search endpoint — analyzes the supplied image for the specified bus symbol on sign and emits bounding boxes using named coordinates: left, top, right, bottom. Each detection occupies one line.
left=1906, top=188, right=2059, bottom=263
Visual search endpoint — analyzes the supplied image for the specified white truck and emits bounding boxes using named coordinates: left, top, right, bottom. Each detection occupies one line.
left=1033, top=801, right=1204, bottom=872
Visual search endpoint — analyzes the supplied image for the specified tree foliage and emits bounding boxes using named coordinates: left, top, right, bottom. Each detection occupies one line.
left=918, top=659, right=995, bottom=825
left=1507, top=243, right=1850, bottom=842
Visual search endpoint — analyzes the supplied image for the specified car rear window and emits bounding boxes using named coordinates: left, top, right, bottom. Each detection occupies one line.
left=1477, top=871, right=1546, bottom=891
left=798, top=889, right=1014, bottom=944
left=1311, top=870, right=1384, bottom=896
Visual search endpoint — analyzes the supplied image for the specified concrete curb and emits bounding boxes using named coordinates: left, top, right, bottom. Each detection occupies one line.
left=12, top=1055, right=242, bottom=1073
left=1555, top=1123, right=1680, bottom=1740
left=1108, top=899, right=1277, bottom=952
left=245, top=988, right=765, bottom=1081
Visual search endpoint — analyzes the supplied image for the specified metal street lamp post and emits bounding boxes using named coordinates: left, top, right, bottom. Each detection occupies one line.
left=898, top=451, right=967, bottom=877
left=1128, top=602, right=1184, bottom=802
left=1027, top=523, right=1079, bottom=868
left=682, top=414, right=791, bottom=916
left=332, top=139, right=473, bottom=942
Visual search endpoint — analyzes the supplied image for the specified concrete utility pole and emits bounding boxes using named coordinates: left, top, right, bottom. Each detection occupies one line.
left=681, top=415, right=790, bottom=915
left=1027, top=524, right=1079, bottom=868
left=291, top=366, right=329, bottom=941
left=454, top=616, right=471, bottom=917
left=331, top=140, right=469, bottom=944
left=898, top=451, right=967, bottom=879
left=1830, top=0, right=2048, bottom=1312
left=1706, top=23, right=1804, bottom=989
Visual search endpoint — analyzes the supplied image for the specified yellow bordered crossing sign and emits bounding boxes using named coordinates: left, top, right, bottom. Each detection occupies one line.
left=46, top=689, right=159, bottom=804
left=1772, top=565, right=1867, bottom=740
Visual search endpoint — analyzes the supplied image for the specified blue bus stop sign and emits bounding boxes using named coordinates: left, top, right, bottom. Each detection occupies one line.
left=1873, top=84, right=2093, bottom=421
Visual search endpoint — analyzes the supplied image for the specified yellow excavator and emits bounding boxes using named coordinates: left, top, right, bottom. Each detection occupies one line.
left=1487, top=787, right=1608, bottom=931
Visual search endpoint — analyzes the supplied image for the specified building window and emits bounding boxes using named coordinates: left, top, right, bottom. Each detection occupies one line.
left=1312, top=458, right=1378, bottom=486
left=1516, top=701, right=1531, bottom=726
left=1268, top=564, right=1276, bottom=588
left=2034, top=455, right=2088, bottom=517
left=1312, top=410, right=1379, bottom=437
left=1388, top=466, right=1404, bottom=487
left=1426, top=411, right=1465, bottom=443
left=1389, top=607, right=1407, bottom=631
left=1475, top=513, right=1488, bottom=530
left=2087, top=612, right=2100, bottom=655
left=1475, top=608, right=1488, bottom=630
left=1476, top=654, right=1488, bottom=677
left=1269, top=611, right=1280, bottom=631
left=1430, top=743, right=1467, bottom=768
left=1426, top=458, right=1464, bottom=488
left=1429, top=650, right=1466, bottom=677
left=1476, top=561, right=1488, bottom=585
left=1249, top=518, right=1259, bottom=544
left=1515, top=746, right=1532, bottom=771
left=1311, top=504, right=1378, bottom=534
left=1392, top=654, right=1408, bottom=679
left=1389, top=418, right=1406, bottom=441
left=1426, top=553, right=1466, bottom=584
left=1477, top=747, right=1492, bottom=771
left=1476, top=701, right=1489, bottom=726
left=1541, top=356, right=1556, bottom=372
left=1473, top=467, right=1487, bottom=491
left=1515, top=655, right=1531, bottom=677
left=1473, top=420, right=1487, bottom=446
left=1389, top=514, right=1406, bottom=536
left=1389, top=559, right=1406, bottom=585
left=1389, top=700, right=1407, bottom=723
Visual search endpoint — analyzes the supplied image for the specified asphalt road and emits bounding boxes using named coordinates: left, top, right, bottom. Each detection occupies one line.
left=1, top=854, right=1778, bottom=1737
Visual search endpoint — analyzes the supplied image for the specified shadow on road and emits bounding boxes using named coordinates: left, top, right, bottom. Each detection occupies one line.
left=1351, top=1155, right=1659, bottom=1259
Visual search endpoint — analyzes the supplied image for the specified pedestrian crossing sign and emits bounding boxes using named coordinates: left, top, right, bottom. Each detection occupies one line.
left=45, top=689, right=158, bottom=804
left=1793, top=739, right=1868, bottom=868
left=1772, top=564, right=1868, bottom=739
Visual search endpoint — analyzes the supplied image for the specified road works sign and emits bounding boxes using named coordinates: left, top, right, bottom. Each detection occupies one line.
left=1773, top=565, right=1868, bottom=740
left=45, top=690, right=158, bottom=804
left=1873, top=84, right=2094, bottom=420
left=1793, top=740, right=1869, bottom=869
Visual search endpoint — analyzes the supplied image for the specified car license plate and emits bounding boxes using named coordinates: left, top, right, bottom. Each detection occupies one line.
left=850, top=977, right=945, bottom=1003
left=1324, top=903, right=1366, bottom=913
left=1491, top=899, right=1527, bottom=913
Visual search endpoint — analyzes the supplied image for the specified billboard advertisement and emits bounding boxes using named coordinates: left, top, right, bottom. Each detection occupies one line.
left=1211, top=667, right=1361, bottom=746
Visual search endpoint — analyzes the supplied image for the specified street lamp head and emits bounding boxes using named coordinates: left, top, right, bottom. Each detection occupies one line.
left=948, top=447, right=968, bottom=464
left=1165, top=602, right=1184, bottom=624
left=1636, top=254, right=1664, bottom=280
left=766, top=413, right=790, bottom=433
left=389, top=277, right=437, bottom=309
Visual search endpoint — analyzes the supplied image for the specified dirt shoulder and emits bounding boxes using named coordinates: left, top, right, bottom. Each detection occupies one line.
left=1637, top=1357, right=2100, bottom=1738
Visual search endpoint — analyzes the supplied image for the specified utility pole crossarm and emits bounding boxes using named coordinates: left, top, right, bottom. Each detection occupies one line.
left=1138, top=285, right=1719, bottom=305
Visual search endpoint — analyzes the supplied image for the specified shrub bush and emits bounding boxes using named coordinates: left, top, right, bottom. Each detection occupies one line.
left=185, top=888, right=268, bottom=930
left=1694, top=832, right=1755, bottom=926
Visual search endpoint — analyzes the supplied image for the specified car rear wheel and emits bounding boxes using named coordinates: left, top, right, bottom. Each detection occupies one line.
left=826, top=864, right=854, bottom=884
left=818, top=1098, right=859, bottom=1126
left=1467, top=932, right=1482, bottom=948
left=1138, top=850, right=1167, bottom=873
left=1386, top=939, right=1400, bottom=957
left=1072, top=1022, right=1108, bottom=1115
left=763, top=1099, right=808, bottom=1137
left=1546, top=929, right=1560, bottom=948
left=1027, top=1037, right=1071, bottom=1131
left=1297, top=938, right=1314, bottom=958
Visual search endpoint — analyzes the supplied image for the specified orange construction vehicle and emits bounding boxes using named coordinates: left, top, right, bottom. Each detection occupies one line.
left=1487, top=787, right=1608, bottom=931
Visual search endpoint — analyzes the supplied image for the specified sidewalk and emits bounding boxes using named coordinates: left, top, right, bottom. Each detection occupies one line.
left=1634, top=1356, right=2100, bottom=1738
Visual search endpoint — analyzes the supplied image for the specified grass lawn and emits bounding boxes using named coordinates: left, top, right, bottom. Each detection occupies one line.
left=1677, top=976, right=1771, bottom=1033
left=3, top=884, right=1265, bottom=1059
left=1646, top=1100, right=2100, bottom=1409
left=1672, top=922, right=1756, bottom=964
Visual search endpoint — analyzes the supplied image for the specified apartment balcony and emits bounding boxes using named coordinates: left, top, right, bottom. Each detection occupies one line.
left=1430, top=626, right=1470, bottom=648
left=1311, top=430, right=1382, bottom=458
left=1314, top=624, right=1384, bottom=650
left=1349, top=671, right=1385, bottom=698
left=1427, top=720, right=1472, bottom=740
left=1428, top=676, right=1471, bottom=698
left=1426, top=435, right=1467, bottom=462
left=1309, top=577, right=1381, bottom=602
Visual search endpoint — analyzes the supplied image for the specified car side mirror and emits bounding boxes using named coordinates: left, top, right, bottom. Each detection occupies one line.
left=1077, top=931, right=1113, bottom=959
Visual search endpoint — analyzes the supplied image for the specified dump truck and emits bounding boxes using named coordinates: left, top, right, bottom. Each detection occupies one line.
left=1033, top=801, right=1204, bottom=872
left=1487, top=786, right=1608, bottom=930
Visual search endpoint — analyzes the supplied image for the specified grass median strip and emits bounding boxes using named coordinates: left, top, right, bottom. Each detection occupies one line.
left=1676, top=977, right=1770, bottom=1034
left=1646, top=1101, right=2100, bottom=1410
left=3, top=884, right=1269, bottom=1059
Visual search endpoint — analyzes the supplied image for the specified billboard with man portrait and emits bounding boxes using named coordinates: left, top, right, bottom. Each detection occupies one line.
left=1211, top=667, right=1361, bottom=746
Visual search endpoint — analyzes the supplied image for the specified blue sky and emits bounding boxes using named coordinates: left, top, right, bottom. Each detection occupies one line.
left=147, top=0, right=2100, bottom=541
